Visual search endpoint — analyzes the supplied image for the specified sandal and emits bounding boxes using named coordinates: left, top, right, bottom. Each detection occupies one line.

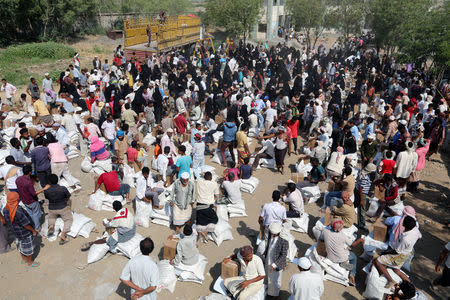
left=59, top=238, right=69, bottom=245
left=81, top=242, right=91, bottom=251
left=26, top=261, right=40, bottom=268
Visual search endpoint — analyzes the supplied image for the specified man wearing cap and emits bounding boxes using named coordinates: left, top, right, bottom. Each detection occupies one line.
left=355, top=163, right=376, bottom=230
left=264, top=102, right=277, bottom=134
left=161, top=128, right=177, bottom=157
left=264, top=222, right=289, bottom=298
left=169, top=172, right=195, bottom=233
left=42, top=73, right=53, bottom=92
left=289, top=257, right=324, bottom=300
left=114, top=130, right=129, bottom=163
left=360, top=133, right=378, bottom=167
left=323, top=219, right=357, bottom=285
left=223, top=245, right=265, bottom=300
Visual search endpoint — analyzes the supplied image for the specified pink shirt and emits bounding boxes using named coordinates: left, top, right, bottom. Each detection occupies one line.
left=415, top=140, right=430, bottom=171
left=48, top=143, right=68, bottom=163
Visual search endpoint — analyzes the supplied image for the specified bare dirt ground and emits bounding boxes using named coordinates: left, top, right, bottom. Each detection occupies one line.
left=1, top=137, right=449, bottom=300
left=1, top=34, right=449, bottom=300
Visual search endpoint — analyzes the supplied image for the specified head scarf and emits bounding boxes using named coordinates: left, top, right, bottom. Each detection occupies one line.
left=90, top=136, right=104, bottom=152
left=6, top=192, right=20, bottom=223
left=393, top=206, right=416, bottom=243
left=331, top=219, right=344, bottom=232
left=45, top=88, right=55, bottom=99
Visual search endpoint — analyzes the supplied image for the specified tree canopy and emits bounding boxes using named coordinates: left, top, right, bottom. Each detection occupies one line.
left=286, top=0, right=333, bottom=50
left=204, top=0, right=263, bottom=41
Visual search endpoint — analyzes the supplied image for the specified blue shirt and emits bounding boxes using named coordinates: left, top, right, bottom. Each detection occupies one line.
left=31, top=145, right=51, bottom=172
left=176, top=155, right=193, bottom=178
left=56, top=97, right=74, bottom=113
left=72, top=68, right=81, bottom=79
left=223, top=122, right=237, bottom=142
left=350, top=125, right=359, bottom=142
left=364, top=123, right=374, bottom=140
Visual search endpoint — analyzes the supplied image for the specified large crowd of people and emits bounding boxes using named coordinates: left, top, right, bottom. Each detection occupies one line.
left=0, top=32, right=449, bottom=300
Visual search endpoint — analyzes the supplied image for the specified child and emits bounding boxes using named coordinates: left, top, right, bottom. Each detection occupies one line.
left=239, top=156, right=252, bottom=180
left=378, top=150, right=395, bottom=175
left=223, top=161, right=239, bottom=181
left=136, top=142, right=148, bottom=169
left=153, top=137, right=162, bottom=159
left=126, top=140, right=139, bottom=172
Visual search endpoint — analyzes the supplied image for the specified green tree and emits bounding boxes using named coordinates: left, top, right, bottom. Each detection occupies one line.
left=332, top=0, right=366, bottom=39
left=369, top=0, right=449, bottom=72
left=286, top=0, right=333, bottom=50
left=99, top=0, right=192, bottom=15
left=205, top=0, right=263, bottom=42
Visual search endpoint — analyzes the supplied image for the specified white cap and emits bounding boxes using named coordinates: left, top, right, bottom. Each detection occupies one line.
left=399, top=120, right=407, bottom=126
left=166, top=128, right=174, bottom=133
left=36, top=124, right=45, bottom=131
left=75, top=107, right=82, bottom=112
left=180, top=172, right=190, bottom=179
left=367, top=134, right=376, bottom=140
left=293, top=257, right=312, bottom=269
left=44, top=72, right=49, bottom=76
left=52, top=122, right=60, bottom=127
left=269, top=222, right=282, bottom=235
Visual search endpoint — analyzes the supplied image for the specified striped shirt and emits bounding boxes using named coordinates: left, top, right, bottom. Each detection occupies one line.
left=355, top=172, right=372, bottom=195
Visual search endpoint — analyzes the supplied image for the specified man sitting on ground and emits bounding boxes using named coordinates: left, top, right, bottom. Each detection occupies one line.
left=283, top=182, right=304, bottom=218
left=323, top=219, right=357, bottom=285
left=223, top=245, right=265, bottom=300
left=171, top=224, right=200, bottom=266
left=82, top=201, right=135, bottom=253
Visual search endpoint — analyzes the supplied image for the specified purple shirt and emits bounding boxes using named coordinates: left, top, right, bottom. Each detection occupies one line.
left=31, top=145, right=50, bottom=172
left=15, top=175, right=38, bottom=205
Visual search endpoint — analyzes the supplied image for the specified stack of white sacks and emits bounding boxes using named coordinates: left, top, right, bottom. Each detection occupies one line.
left=306, top=245, right=351, bottom=286
left=240, top=177, right=259, bottom=194
left=41, top=212, right=96, bottom=242
left=86, top=233, right=144, bottom=264
left=174, top=254, right=209, bottom=285
left=87, top=190, right=126, bottom=211
left=362, top=262, right=409, bottom=300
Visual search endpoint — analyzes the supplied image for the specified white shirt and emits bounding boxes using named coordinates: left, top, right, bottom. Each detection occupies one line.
left=61, top=114, right=77, bottom=133
left=192, top=141, right=205, bottom=160
left=221, top=180, right=242, bottom=204
left=135, top=175, right=155, bottom=199
left=120, top=255, right=160, bottom=300
left=395, top=150, right=418, bottom=179
left=289, top=271, right=324, bottom=300
left=265, top=108, right=277, bottom=124
left=237, top=252, right=266, bottom=281
left=56, top=127, right=70, bottom=147
left=260, top=201, right=287, bottom=226
left=392, top=227, right=422, bottom=255
left=156, top=154, right=169, bottom=181
left=313, top=105, right=323, bottom=122
left=176, top=97, right=186, bottom=113
left=101, top=120, right=116, bottom=140
left=108, top=207, right=134, bottom=229
left=1, top=83, right=17, bottom=98
left=242, top=96, right=252, bottom=112
left=0, top=164, right=22, bottom=190
left=284, top=189, right=304, bottom=214
left=249, top=114, right=258, bottom=129
left=197, top=179, right=219, bottom=205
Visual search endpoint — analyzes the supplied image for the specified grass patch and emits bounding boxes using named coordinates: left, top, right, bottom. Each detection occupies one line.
left=0, top=42, right=75, bottom=86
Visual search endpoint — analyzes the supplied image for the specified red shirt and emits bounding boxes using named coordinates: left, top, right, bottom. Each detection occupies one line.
left=174, top=114, right=187, bottom=134
left=126, top=147, right=138, bottom=162
left=380, top=159, right=395, bottom=174
left=97, top=171, right=120, bottom=192
left=287, top=119, right=299, bottom=138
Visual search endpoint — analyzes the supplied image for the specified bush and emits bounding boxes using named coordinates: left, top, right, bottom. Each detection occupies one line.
left=0, top=42, right=75, bottom=63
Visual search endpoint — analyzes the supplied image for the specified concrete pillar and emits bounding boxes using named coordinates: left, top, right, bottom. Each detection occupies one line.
left=266, top=0, right=273, bottom=39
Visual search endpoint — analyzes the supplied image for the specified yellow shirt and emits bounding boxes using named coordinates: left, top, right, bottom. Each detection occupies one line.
left=121, top=109, right=137, bottom=127
left=236, top=130, right=248, bottom=152
left=33, top=100, right=50, bottom=116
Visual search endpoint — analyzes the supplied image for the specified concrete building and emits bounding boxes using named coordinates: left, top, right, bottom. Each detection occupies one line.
left=252, top=0, right=290, bottom=40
